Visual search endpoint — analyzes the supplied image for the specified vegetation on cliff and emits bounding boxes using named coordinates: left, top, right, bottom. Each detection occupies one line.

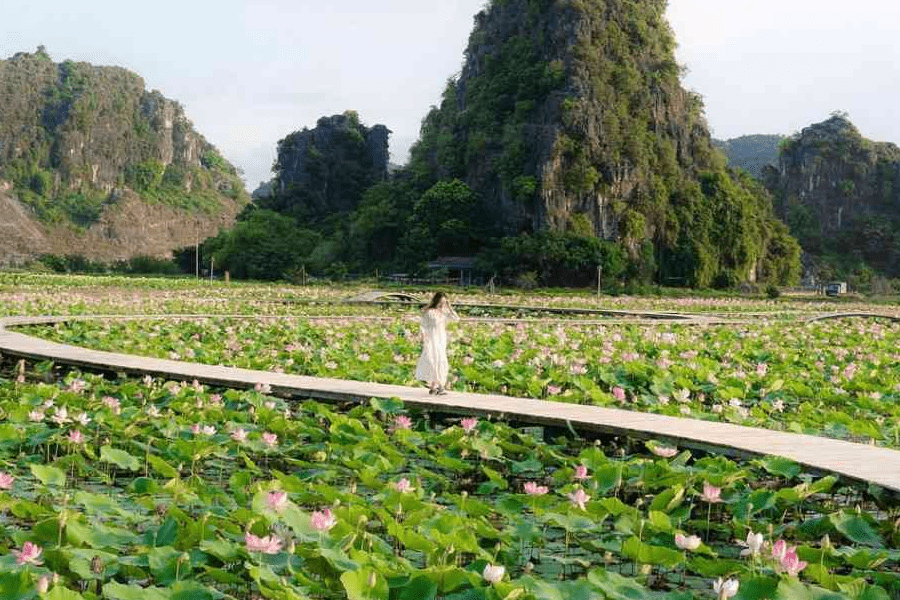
left=215, top=0, right=801, bottom=288
left=0, top=47, right=247, bottom=261
left=765, top=113, right=900, bottom=283
left=713, top=134, right=784, bottom=179
left=400, top=0, right=798, bottom=287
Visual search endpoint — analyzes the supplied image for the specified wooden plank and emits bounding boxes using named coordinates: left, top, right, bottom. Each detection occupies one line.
left=2, top=316, right=899, bottom=494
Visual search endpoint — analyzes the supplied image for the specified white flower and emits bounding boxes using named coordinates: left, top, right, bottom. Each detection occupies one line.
left=482, top=564, right=505, bottom=584
left=675, top=533, right=701, bottom=551
left=739, top=531, right=765, bottom=557
left=714, top=577, right=739, bottom=599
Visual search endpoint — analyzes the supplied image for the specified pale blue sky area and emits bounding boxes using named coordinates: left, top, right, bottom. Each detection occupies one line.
left=2, top=0, right=898, bottom=190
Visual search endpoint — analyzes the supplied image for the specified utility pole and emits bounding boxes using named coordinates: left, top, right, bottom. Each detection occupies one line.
left=195, top=221, right=200, bottom=279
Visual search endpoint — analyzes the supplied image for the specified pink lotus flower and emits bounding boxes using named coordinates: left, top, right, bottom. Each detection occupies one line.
left=675, top=533, right=701, bottom=551
left=523, top=481, right=548, bottom=495
left=191, top=423, right=201, bottom=435
left=231, top=427, right=248, bottom=442
left=612, top=386, right=626, bottom=402
left=780, top=546, right=807, bottom=576
left=482, top=563, right=505, bottom=584
left=28, top=410, right=44, bottom=422
left=460, top=417, right=478, bottom=433
left=0, top=472, right=14, bottom=490
left=262, top=432, right=278, bottom=447
left=547, top=385, right=561, bottom=396
left=266, top=491, right=288, bottom=512
left=68, top=430, right=85, bottom=444
left=245, top=531, right=282, bottom=554
left=36, top=575, right=50, bottom=594
left=573, top=464, right=589, bottom=481
left=12, top=541, right=43, bottom=565
left=756, top=362, right=768, bottom=377
left=567, top=487, right=590, bottom=510
left=393, top=415, right=412, bottom=431
left=254, top=382, right=272, bottom=394
left=102, top=396, right=121, bottom=414
left=700, top=481, right=722, bottom=503
left=650, top=444, right=678, bottom=458
left=394, top=478, right=414, bottom=493
left=771, top=539, right=788, bottom=561
left=310, top=508, right=337, bottom=532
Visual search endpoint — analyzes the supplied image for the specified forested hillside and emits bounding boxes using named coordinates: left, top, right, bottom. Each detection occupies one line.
left=214, top=0, right=802, bottom=288
left=0, top=47, right=247, bottom=265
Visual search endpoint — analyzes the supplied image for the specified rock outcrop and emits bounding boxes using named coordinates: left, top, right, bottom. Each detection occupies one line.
left=0, top=47, right=247, bottom=264
left=764, top=114, right=900, bottom=275
left=408, top=0, right=799, bottom=286
left=268, top=111, right=390, bottom=218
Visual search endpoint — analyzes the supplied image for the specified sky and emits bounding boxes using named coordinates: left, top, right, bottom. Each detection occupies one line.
left=2, top=0, right=898, bottom=191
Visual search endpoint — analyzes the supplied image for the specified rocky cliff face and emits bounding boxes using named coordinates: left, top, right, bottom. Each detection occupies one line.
left=0, top=48, right=247, bottom=264
left=408, top=0, right=799, bottom=286
left=270, top=111, right=389, bottom=217
left=765, top=114, right=900, bottom=275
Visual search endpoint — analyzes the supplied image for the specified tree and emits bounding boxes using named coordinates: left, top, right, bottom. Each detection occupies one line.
left=205, top=209, right=319, bottom=280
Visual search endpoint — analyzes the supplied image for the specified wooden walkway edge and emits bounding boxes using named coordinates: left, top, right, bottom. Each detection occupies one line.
left=2, top=316, right=899, bottom=494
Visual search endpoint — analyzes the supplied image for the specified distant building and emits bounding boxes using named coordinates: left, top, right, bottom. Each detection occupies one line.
left=426, top=256, right=478, bottom=286
left=824, top=281, right=847, bottom=296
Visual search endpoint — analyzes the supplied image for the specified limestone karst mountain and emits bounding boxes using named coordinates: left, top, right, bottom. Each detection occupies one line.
left=407, top=0, right=799, bottom=286
left=0, top=47, right=248, bottom=265
left=763, top=114, right=900, bottom=278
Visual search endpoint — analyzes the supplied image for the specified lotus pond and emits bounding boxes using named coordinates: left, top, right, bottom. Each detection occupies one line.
left=24, top=315, right=900, bottom=447
left=0, top=366, right=898, bottom=600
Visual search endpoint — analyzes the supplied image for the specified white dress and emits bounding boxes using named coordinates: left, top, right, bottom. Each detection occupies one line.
left=415, top=307, right=459, bottom=385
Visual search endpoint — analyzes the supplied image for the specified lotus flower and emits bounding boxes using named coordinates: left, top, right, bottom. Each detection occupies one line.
left=68, top=430, right=85, bottom=444
left=739, top=531, right=765, bottom=557
left=771, top=539, right=787, bottom=561
left=482, top=563, right=505, bottom=584
left=460, top=417, right=478, bottom=433
left=28, top=410, right=44, bottom=422
left=231, top=427, right=248, bottom=442
left=393, top=415, right=412, bottom=430
left=612, top=386, right=626, bottom=401
left=51, top=406, right=69, bottom=425
left=0, top=472, right=14, bottom=490
left=523, top=481, right=548, bottom=495
left=254, top=382, right=272, bottom=394
left=650, top=444, right=678, bottom=458
left=394, top=478, right=414, bottom=493
left=262, top=432, right=278, bottom=447
left=245, top=532, right=282, bottom=554
left=573, top=464, right=589, bottom=481
left=675, top=533, right=701, bottom=551
left=12, top=541, right=43, bottom=565
left=713, top=577, right=739, bottom=599
left=781, top=546, right=807, bottom=576
left=310, top=508, right=337, bottom=531
left=266, top=491, right=288, bottom=512
left=567, top=487, right=590, bottom=510
left=700, top=481, right=722, bottom=503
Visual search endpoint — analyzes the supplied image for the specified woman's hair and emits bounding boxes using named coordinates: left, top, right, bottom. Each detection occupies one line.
left=425, top=292, right=447, bottom=310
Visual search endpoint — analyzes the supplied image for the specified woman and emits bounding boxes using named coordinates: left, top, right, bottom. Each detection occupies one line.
left=416, top=292, right=459, bottom=395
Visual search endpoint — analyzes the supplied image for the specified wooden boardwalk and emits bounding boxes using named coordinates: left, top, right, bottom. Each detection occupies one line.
left=2, top=316, right=899, bottom=494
